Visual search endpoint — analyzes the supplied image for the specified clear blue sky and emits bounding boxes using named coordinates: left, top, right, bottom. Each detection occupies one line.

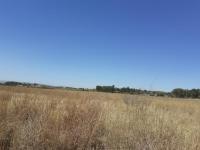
left=0, top=0, right=200, bottom=91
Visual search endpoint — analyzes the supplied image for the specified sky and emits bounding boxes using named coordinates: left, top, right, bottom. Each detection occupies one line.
left=0, top=0, right=200, bottom=91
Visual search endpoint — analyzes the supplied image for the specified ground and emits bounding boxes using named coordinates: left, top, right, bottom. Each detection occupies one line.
left=1, top=86, right=200, bottom=150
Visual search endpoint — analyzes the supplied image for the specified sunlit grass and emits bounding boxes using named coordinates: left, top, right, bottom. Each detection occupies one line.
left=0, top=86, right=200, bottom=149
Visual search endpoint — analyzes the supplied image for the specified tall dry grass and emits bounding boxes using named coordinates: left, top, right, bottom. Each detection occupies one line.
left=0, top=86, right=200, bottom=149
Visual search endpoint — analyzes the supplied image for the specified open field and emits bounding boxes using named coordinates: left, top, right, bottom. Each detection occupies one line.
left=1, top=86, right=200, bottom=150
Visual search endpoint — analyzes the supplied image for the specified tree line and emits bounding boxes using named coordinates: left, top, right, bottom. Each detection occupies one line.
left=96, top=85, right=168, bottom=96
left=1, top=81, right=200, bottom=99
left=96, top=85, right=200, bottom=99
left=171, top=88, right=200, bottom=98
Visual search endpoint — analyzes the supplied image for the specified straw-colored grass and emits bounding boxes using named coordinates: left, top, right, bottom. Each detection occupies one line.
left=0, top=86, right=200, bottom=149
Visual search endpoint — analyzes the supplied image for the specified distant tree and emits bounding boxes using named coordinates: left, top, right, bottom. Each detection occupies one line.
left=96, top=86, right=102, bottom=91
left=156, top=92, right=165, bottom=97
left=4, top=81, right=22, bottom=86
left=190, top=89, right=200, bottom=98
left=96, top=85, right=115, bottom=93
left=172, top=88, right=187, bottom=98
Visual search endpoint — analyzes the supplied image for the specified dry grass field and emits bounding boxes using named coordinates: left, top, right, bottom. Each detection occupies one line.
left=1, top=86, right=200, bottom=150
